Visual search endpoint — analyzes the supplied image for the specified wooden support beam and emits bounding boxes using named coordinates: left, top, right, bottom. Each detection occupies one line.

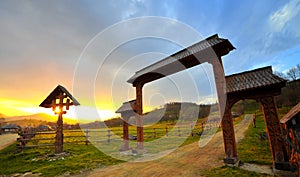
left=260, top=96, right=289, bottom=169
left=55, top=113, right=63, bottom=154
left=221, top=103, right=238, bottom=163
left=120, top=116, right=130, bottom=151
left=55, top=92, right=65, bottom=154
left=211, top=58, right=238, bottom=164
left=135, top=83, right=144, bottom=150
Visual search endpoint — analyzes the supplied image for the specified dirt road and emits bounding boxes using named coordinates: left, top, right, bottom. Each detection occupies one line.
left=0, top=133, right=17, bottom=150
left=74, top=115, right=253, bottom=177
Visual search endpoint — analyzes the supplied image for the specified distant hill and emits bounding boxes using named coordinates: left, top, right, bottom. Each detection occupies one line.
left=0, top=113, right=7, bottom=118
left=5, top=113, right=79, bottom=126
left=7, top=119, right=49, bottom=127
left=102, top=102, right=217, bottom=127
left=276, top=79, right=300, bottom=107
left=80, top=121, right=105, bottom=129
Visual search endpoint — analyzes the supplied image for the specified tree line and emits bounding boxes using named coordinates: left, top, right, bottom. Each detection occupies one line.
left=275, top=64, right=300, bottom=81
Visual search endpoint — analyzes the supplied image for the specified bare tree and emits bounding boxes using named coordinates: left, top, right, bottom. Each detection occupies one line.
left=297, top=64, right=300, bottom=79
left=287, top=67, right=297, bottom=81
left=274, top=71, right=287, bottom=80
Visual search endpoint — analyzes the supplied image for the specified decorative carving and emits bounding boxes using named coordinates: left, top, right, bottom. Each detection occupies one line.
left=221, top=103, right=238, bottom=159
left=39, top=85, right=80, bottom=154
left=260, top=96, right=286, bottom=163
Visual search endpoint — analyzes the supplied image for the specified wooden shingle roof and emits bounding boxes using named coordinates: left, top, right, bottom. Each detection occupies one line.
left=280, top=102, right=300, bottom=124
left=225, top=66, right=286, bottom=94
left=115, top=100, right=136, bottom=113
left=39, top=85, right=80, bottom=108
left=127, top=34, right=235, bottom=85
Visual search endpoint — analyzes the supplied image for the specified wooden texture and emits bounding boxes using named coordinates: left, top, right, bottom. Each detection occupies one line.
left=120, top=116, right=130, bottom=151
left=211, top=59, right=238, bottom=164
left=260, top=96, right=286, bottom=163
left=136, top=84, right=144, bottom=150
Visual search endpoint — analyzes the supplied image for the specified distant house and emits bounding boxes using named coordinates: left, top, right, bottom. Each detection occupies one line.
left=1, top=124, right=20, bottom=133
left=36, top=124, right=53, bottom=132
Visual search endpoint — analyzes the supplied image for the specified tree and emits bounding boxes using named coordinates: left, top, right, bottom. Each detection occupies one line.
left=287, top=67, right=297, bottom=81
left=297, top=64, right=300, bottom=79
left=274, top=71, right=287, bottom=80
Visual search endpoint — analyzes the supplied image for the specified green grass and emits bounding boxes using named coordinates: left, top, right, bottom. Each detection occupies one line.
left=237, top=112, right=273, bottom=165
left=0, top=114, right=249, bottom=176
left=203, top=111, right=274, bottom=176
left=202, top=166, right=272, bottom=177
left=0, top=142, right=122, bottom=176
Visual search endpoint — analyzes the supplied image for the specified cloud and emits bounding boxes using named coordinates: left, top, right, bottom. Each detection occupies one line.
left=269, top=0, right=300, bottom=32
left=1, top=0, right=300, bottom=118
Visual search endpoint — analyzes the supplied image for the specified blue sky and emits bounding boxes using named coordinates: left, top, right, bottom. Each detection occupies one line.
left=0, top=0, right=300, bottom=119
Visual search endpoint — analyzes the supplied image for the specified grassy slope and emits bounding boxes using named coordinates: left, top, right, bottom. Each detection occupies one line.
left=204, top=100, right=286, bottom=176
left=0, top=143, right=122, bottom=176
left=237, top=112, right=273, bottom=165
left=202, top=112, right=273, bottom=176
left=0, top=105, right=268, bottom=177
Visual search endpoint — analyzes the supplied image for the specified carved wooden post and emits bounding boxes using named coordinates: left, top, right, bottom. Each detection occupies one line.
left=116, top=100, right=136, bottom=151
left=54, top=92, right=67, bottom=154
left=56, top=113, right=64, bottom=153
left=260, top=96, right=287, bottom=168
left=121, top=116, right=129, bottom=151
left=39, top=85, right=80, bottom=154
left=221, top=103, right=238, bottom=163
left=211, top=58, right=238, bottom=164
left=136, top=83, right=144, bottom=150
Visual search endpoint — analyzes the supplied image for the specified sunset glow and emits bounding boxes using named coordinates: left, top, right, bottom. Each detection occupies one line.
left=1, top=0, right=300, bottom=125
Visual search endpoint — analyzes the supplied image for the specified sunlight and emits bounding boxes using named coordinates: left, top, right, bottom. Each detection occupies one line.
left=0, top=98, right=118, bottom=123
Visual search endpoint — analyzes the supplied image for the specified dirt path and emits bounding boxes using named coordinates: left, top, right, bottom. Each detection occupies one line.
left=74, top=115, right=253, bottom=177
left=0, top=133, right=17, bottom=150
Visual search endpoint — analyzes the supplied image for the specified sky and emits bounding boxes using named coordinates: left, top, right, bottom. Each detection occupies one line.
left=0, top=0, right=300, bottom=122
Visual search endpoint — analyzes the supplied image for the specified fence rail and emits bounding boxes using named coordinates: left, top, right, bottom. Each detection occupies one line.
left=16, top=121, right=221, bottom=151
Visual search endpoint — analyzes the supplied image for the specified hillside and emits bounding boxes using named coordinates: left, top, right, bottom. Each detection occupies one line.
left=276, top=79, right=300, bottom=107
left=0, top=113, right=7, bottom=118
left=4, top=113, right=79, bottom=126
left=101, top=102, right=217, bottom=127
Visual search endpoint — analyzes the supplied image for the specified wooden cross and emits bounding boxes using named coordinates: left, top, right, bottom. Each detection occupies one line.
left=39, top=85, right=80, bottom=154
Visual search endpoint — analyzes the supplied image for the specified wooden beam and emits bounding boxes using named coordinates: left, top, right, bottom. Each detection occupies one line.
left=135, top=83, right=144, bottom=150
left=260, top=96, right=288, bottom=169
left=211, top=58, right=238, bottom=164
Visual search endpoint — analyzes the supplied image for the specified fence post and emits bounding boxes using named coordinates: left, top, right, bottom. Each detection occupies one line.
left=178, top=125, right=181, bottom=137
left=85, top=129, right=89, bottom=145
left=107, top=129, right=111, bottom=143
left=153, top=128, right=156, bottom=138
left=165, top=126, right=168, bottom=137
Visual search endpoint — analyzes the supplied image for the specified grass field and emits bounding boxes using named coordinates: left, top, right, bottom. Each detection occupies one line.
left=204, top=103, right=285, bottom=176
left=202, top=112, right=273, bottom=176
left=237, top=112, right=273, bottom=165
left=0, top=114, right=247, bottom=176
left=0, top=142, right=123, bottom=176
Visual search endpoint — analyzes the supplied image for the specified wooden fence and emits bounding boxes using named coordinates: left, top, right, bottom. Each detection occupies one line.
left=16, top=121, right=220, bottom=152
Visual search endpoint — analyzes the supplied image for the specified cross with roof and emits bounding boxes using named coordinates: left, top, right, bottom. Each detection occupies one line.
left=40, top=85, right=80, bottom=154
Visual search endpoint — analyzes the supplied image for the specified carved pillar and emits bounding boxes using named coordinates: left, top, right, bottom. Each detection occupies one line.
left=222, top=102, right=238, bottom=163
left=136, top=83, right=144, bottom=150
left=211, top=58, right=238, bottom=164
left=55, top=113, right=63, bottom=154
left=55, top=92, right=64, bottom=154
left=260, top=96, right=288, bottom=168
left=120, top=115, right=130, bottom=151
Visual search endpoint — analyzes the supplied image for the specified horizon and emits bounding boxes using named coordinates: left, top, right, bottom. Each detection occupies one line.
left=2, top=101, right=218, bottom=124
left=1, top=1, right=299, bottom=123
